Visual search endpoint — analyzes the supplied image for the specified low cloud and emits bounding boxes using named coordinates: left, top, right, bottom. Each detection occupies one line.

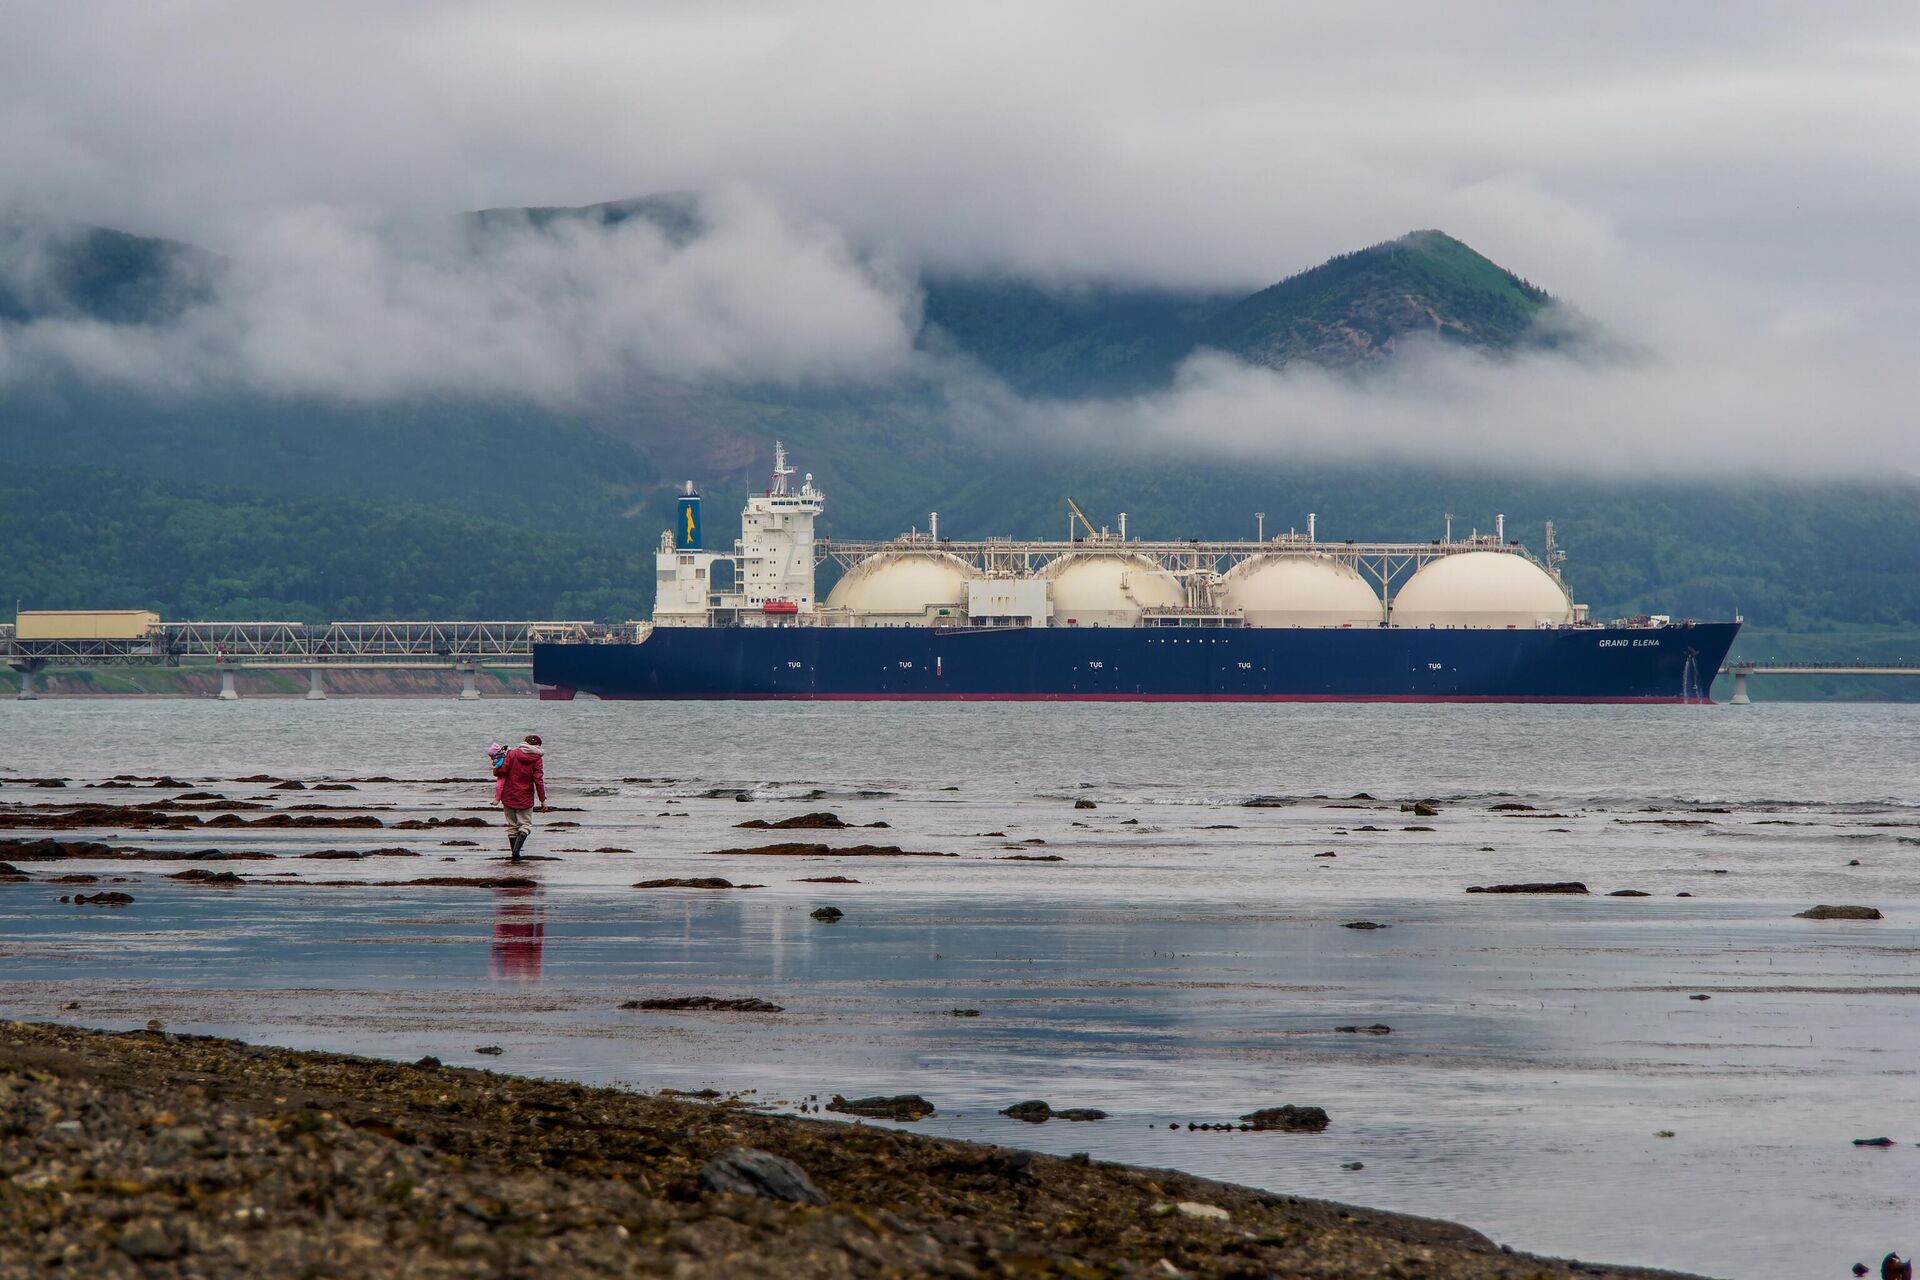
left=951, top=324, right=1920, bottom=478
left=0, top=189, right=920, bottom=403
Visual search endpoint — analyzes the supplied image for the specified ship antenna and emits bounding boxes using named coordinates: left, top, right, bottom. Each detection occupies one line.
left=771, top=440, right=793, bottom=496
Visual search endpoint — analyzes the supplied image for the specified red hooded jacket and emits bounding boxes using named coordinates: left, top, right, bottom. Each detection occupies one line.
left=494, top=744, right=546, bottom=810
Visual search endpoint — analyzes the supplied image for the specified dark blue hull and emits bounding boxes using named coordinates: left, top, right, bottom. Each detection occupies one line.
left=534, top=621, right=1739, bottom=703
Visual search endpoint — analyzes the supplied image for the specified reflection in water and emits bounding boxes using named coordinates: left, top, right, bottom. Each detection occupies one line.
left=488, top=886, right=546, bottom=983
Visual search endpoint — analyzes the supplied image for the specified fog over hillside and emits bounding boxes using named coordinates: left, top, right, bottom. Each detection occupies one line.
left=1, top=2, right=1917, bottom=475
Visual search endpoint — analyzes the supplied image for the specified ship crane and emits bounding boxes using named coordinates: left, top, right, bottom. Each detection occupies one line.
left=1065, top=497, right=1100, bottom=542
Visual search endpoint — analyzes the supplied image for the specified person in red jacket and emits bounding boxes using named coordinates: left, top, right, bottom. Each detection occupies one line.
left=493, top=734, right=547, bottom=861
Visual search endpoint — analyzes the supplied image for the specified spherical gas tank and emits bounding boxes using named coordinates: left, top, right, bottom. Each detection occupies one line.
left=1389, top=551, right=1573, bottom=628
left=1220, top=555, right=1381, bottom=627
left=823, top=552, right=970, bottom=623
left=1043, top=553, right=1183, bottom=627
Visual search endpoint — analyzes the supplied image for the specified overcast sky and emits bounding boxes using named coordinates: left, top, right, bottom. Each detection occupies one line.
left=2, top=1, right=1916, bottom=473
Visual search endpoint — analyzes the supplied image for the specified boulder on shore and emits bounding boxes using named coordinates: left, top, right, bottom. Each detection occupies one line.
left=1002, top=1100, right=1052, bottom=1123
left=1794, top=905, right=1882, bottom=920
left=699, top=1147, right=827, bottom=1205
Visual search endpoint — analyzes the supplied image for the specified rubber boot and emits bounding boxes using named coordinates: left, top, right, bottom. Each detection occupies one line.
left=509, top=832, right=525, bottom=862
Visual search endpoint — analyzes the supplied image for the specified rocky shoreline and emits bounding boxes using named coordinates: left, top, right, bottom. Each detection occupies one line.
left=0, top=1021, right=1702, bottom=1279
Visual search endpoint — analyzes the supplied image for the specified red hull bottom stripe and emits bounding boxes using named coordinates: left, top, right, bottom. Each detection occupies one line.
left=562, top=691, right=1707, bottom=705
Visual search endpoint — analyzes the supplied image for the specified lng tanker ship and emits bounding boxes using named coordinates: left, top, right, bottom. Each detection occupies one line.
left=533, top=444, right=1739, bottom=702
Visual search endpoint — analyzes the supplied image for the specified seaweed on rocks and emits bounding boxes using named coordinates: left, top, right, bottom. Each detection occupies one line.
left=1466, top=882, right=1589, bottom=895
left=634, top=877, right=760, bottom=890
left=1794, top=905, right=1883, bottom=920
left=736, top=812, right=851, bottom=830
left=828, top=1093, right=935, bottom=1121
left=623, top=996, right=785, bottom=1012
left=1241, top=1105, right=1331, bottom=1132
left=703, top=843, right=954, bottom=858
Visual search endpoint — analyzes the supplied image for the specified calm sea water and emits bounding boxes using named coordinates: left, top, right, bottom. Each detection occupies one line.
left=2, top=699, right=1917, bottom=1279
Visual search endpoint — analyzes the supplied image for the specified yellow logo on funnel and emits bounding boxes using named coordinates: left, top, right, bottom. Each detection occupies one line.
left=684, top=506, right=696, bottom=544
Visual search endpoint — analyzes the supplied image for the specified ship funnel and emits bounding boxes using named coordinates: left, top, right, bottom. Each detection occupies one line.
left=677, top=486, right=702, bottom=550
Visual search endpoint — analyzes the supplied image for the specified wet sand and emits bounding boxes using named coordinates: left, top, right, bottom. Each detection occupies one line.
left=2, top=1020, right=1701, bottom=1278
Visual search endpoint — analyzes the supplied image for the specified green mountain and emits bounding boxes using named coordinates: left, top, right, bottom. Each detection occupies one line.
left=1, top=204, right=1916, bottom=697
left=920, top=229, right=1561, bottom=395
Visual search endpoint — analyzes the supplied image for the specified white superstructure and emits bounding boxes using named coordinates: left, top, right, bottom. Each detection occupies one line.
left=654, top=441, right=824, bottom=626
left=651, top=446, right=1594, bottom=630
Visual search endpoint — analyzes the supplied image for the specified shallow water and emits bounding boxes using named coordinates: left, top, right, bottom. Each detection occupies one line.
left=2, top=699, right=1917, bottom=1278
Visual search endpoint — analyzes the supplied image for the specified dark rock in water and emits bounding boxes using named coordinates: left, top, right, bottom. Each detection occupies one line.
left=1241, top=1105, right=1330, bottom=1132
left=1353, top=825, right=1386, bottom=832
left=169, top=869, right=242, bottom=884
left=413, top=1055, right=442, bottom=1069
left=1241, top=796, right=1290, bottom=808
left=1403, top=801, right=1440, bottom=817
left=1478, top=846, right=1496, bottom=852
left=1056, top=1108, right=1107, bottom=1121
left=395, top=876, right=537, bottom=888
left=1313, top=852, right=1337, bottom=859
left=1852, top=1136, right=1895, bottom=1147
left=1795, top=905, right=1882, bottom=920
left=1334, top=1024, right=1392, bottom=1035
left=1401, top=825, right=1436, bottom=832
left=950, top=1008, right=980, bottom=1017
left=736, top=811, right=850, bottom=830
left=1120, top=818, right=1139, bottom=825
left=1341, top=1161, right=1365, bottom=1171
left=1348, top=792, right=1376, bottom=800
left=827, top=1093, right=934, bottom=1121
left=1466, top=882, right=1589, bottom=895
left=1688, top=994, right=1711, bottom=1001
left=1675, top=891, right=1693, bottom=897
left=473, top=1045, right=504, bottom=1056
left=1001, top=1099, right=1052, bottom=1123
left=634, top=877, right=753, bottom=889
left=1607, top=889, right=1651, bottom=897
left=72, top=891, right=135, bottom=905
left=48, top=874, right=98, bottom=884
left=31, top=779, right=68, bottom=789
left=699, top=1146, right=827, bottom=1205
left=1341, top=921, right=1387, bottom=930
left=1847, top=859, right=1861, bottom=866
left=1489, top=802, right=1536, bottom=811
left=704, top=842, right=955, bottom=858
left=623, top=996, right=785, bottom=1013
left=441, top=839, right=479, bottom=847
left=734, top=793, right=753, bottom=802
left=314, top=783, right=358, bottom=791
left=1073, top=799, right=1097, bottom=810
left=797, top=875, right=860, bottom=883
left=999, top=854, right=1065, bottom=862
left=810, top=906, right=844, bottom=921
left=271, top=780, right=308, bottom=791
left=1200, top=824, right=1239, bottom=830
left=0, top=862, right=19, bottom=875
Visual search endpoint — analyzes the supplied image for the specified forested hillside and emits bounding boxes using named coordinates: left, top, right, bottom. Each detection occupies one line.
left=2, top=205, right=1915, bottom=697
